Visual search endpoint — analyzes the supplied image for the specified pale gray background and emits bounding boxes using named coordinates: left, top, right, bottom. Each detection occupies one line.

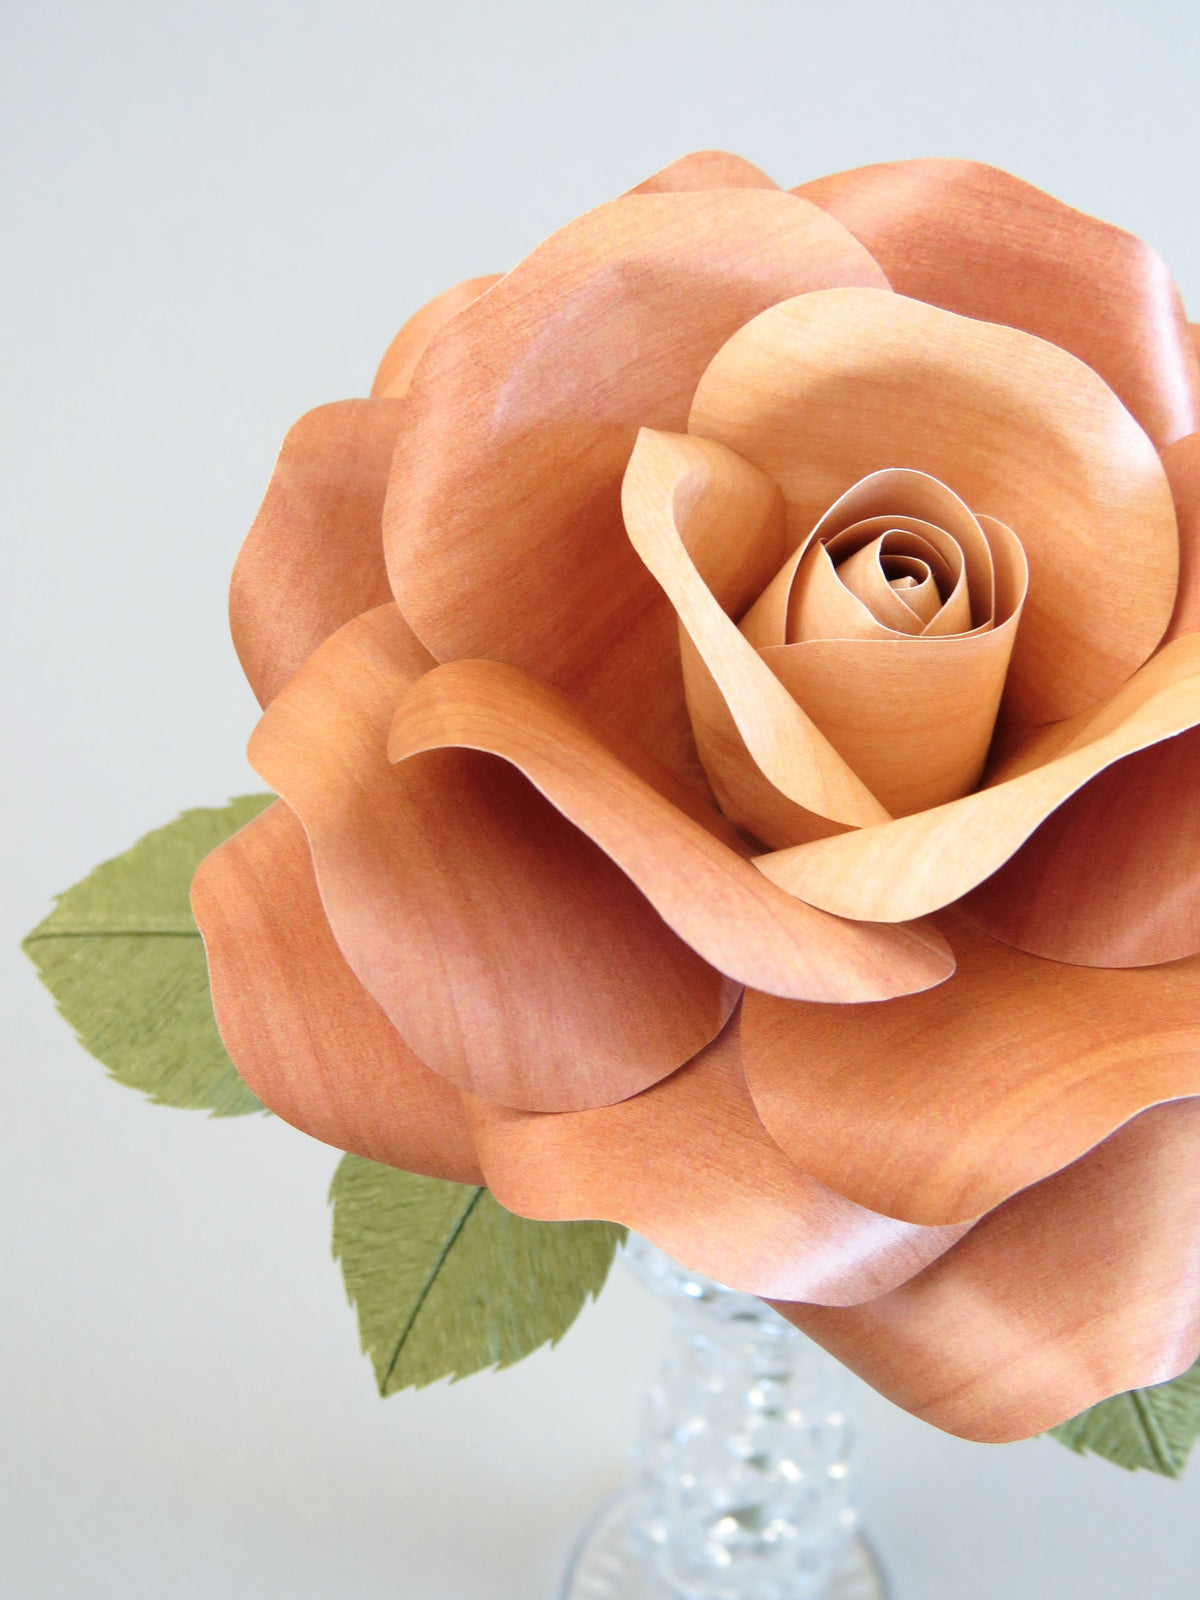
left=5, top=2, right=1200, bottom=1595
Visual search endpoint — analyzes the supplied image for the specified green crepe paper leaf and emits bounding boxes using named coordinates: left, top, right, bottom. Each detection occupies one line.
left=330, top=1155, right=625, bottom=1393
left=22, top=795, right=273, bottom=1118
left=1049, top=1356, right=1200, bottom=1477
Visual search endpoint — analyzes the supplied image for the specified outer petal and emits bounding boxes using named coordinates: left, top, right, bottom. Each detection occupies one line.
left=247, top=604, right=737, bottom=1113
left=755, top=635, right=1200, bottom=925
left=384, top=190, right=889, bottom=785
left=191, top=798, right=481, bottom=1182
left=778, top=1100, right=1200, bottom=1442
left=230, top=399, right=402, bottom=707
left=740, top=912, right=1200, bottom=1226
left=690, top=287, right=1178, bottom=727
left=387, top=656, right=955, bottom=1003
left=627, top=149, right=779, bottom=193
left=795, top=157, right=1200, bottom=449
left=467, top=1012, right=968, bottom=1303
left=370, top=275, right=502, bottom=399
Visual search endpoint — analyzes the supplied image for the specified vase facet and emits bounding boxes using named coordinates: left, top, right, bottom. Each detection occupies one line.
left=561, top=1236, right=889, bottom=1600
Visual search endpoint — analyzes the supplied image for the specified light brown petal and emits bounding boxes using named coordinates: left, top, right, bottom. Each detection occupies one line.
left=777, top=1100, right=1200, bottom=1442
left=230, top=400, right=402, bottom=707
left=740, top=911, right=1200, bottom=1226
left=962, top=727, right=1200, bottom=967
left=626, top=149, right=779, bottom=193
left=795, top=157, right=1200, bottom=449
left=384, top=191, right=889, bottom=787
left=690, top=287, right=1178, bottom=727
left=370, top=275, right=502, bottom=399
left=467, top=1012, right=969, bottom=1303
left=247, top=604, right=737, bottom=1113
left=621, top=428, right=889, bottom=845
left=387, top=655, right=955, bottom=1003
left=191, top=798, right=481, bottom=1182
left=1162, top=429, right=1200, bottom=642
left=755, top=632, right=1200, bottom=924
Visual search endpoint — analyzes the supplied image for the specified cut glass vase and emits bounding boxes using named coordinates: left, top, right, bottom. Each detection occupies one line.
left=560, top=1235, right=889, bottom=1600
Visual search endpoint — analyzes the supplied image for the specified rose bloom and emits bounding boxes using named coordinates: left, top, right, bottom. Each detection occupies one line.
left=193, top=150, right=1200, bottom=1443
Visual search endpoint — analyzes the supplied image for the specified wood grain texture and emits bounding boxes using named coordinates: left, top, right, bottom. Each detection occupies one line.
left=754, top=634, right=1200, bottom=925
left=621, top=428, right=888, bottom=846
left=467, top=1013, right=968, bottom=1304
left=247, top=605, right=737, bottom=1112
left=370, top=275, right=502, bottom=399
left=229, top=399, right=402, bottom=707
left=383, top=190, right=888, bottom=788
left=777, top=1100, right=1200, bottom=1442
left=796, top=157, right=1200, bottom=449
left=740, top=910, right=1200, bottom=1225
left=387, top=655, right=954, bottom=1002
left=191, top=799, right=483, bottom=1182
left=690, top=287, right=1178, bottom=728
left=626, top=149, right=779, bottom=193
left=1163, top=428, right=1200, bottom=643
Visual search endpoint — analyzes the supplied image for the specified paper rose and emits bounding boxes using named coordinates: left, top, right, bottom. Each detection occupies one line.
left=192, top=150, right=1200, bottom=1444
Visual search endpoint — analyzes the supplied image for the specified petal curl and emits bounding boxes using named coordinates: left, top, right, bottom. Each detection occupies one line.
left=247, top=605, right=737, bottom=1113
left=386, top=655, right=955, bottom=1003
left=755, top=635, right=1200, bottom=923
left=467, top=1012, right=968, bottom=1303
left=627, top=149, right=779, bottom=193
left=230, top=399, right=402, bottom=707
left=777, top=1100, right=1200, bottom=1442
left=370, top=275, right=502, bottom=399
left=384, top=191, right=889, bottom=785
left=795, top=158, right=1200, bottom=449
left=621, top=428, right=888, bottom=846
left=740, top=912, right=1200, bottom=1226
left=690, top=287, right=1178, bottom=727
left=191, top=798, right=481, bottom=1182
left=1163, top=429, right=1200, bottom=642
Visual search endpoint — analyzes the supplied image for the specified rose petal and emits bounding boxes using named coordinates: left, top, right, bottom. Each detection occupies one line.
left=740, top=911, right=1200, bottom=1226
left=754, top=635, right=1200, bottom=923
left=777, top=1100, right=1200, bottom=1442
left=467, top=1011, right=968, bottom=1303
left=1163, top=429, right=1200, bottom=642
left=370, top=275, right=502, bottom=399
left=387, top=655, right=955, bottom=1003
left=230, top=400, right=402, bottom=707
left=191, top=798, right=481, bottom=1182
left=963, top=727, right=1200, bottom=967
left=248, top=604, right=737, bottom=1113
left=690, top=287, right=1178, bottom=727
left=626, top=149, right=779, bottom=193
left=621, top=428, right=888, bottom=846
left=795, top=157, right=1200, bottom=449
left=384, top=191, right=889, bottom=786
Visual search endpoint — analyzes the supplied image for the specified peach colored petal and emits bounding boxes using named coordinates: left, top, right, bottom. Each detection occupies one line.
left=626, top=149, right=779, bottom=193
left=1163, top=429, right=1200, bottom=642
left=777, top=1100, right=1200, bottom=1442
left=370, top=275, right=502, bottom=399
left=384, top=191, right=889, bottom=787
left=962, top=728, right=1200, bottom=967
left=467, top=1012, right=968, bottom=1303
left=191, top=798, right=481, bottom=1183
left=740, top=912, right=1200, bottom=1227
left=754, top=635, right=1200, bottom=923
left=621, top=428, right=888, bottom=846
left=387, top=656, right=955, bottom=1003
left=690, top=287, right=1178, bottom=727
left=247, top=604, right=737, bottom=1113
left=230, top=400, right=402, bottom=707
left=795, top=157, right=1200, bottom=449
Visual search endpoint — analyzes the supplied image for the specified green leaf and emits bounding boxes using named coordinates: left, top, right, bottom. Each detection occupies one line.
left=330, top=1154, right=624, bottom=1393
left=1049, top=1357, right=1200, bottom=1476
left=22, top=795, right=273, bottom=1117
